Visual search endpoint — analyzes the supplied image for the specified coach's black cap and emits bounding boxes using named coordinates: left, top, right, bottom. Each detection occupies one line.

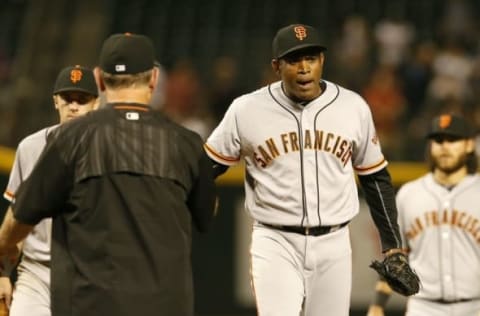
left=99, top=33, right=155, bottom=74
left=427, top=114, right=474, bottom=139
left=53, top=65, right=98, bottom=96
left=272, top=24, right=327, bottom=59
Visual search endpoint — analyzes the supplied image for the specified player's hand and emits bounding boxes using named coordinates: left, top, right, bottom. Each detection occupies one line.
left=366, top=304, right=384, bottom=316
left=0, top=276, right=12, bottom=309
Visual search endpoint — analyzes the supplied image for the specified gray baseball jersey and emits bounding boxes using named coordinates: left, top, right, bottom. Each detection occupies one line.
left=3, top=126, right=57, bottom=280
left=205, top=80, right=387, bottom=226
left=206, top=80, right=388, bottom=316
left=397, top=173, right=480, bottom=302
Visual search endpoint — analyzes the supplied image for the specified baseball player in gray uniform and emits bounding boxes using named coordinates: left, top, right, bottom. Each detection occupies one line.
left=1, top=65, right=98, bottom=315
left=205, top=24, right=411, bottom=316
left=367, top=113, right=480, bottom=316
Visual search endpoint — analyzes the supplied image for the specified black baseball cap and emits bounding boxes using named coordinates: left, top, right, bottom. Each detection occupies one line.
left=53, top=65, right=98, bottom=96
left=99, top=33, right=155, bottom=74
left=272, top=24, right=327, bottom=59
left=427, top=114, right=474, bottom=139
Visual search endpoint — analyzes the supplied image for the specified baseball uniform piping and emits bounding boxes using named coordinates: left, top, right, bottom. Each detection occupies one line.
left=3, top=190, right=14, bottom=202
left=203, top=143, right=240, bottom=165
left=268, top=84, right=308, bottom=226
left=313, top=83, right=340, bottom=225
left=422, top=177, right=447, bottom=298
left=354, top=158, right=387, bottom=173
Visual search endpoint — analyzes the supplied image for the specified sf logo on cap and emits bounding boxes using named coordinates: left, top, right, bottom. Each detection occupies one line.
left=439, top=114, right=452, bottom=129
left=70, top=69, right=83, bottom=83
left=294, top=26, right=307, bottom=41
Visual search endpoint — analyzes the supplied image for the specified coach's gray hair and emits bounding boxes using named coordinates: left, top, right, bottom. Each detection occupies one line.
left=101, top=69, right=153, bottom=89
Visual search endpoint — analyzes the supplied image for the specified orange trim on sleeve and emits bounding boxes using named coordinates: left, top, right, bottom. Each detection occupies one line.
left=354, top=158, right=387, bottom=172
left=3, top=190, right=14, bottom=202
left=203, top=143, right=240, bottom=165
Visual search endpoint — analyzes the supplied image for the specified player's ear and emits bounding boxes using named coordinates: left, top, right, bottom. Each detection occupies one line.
left=271, top=59, right=280, bottom=76
left=319, top=52, right=325, bottom=67
left=93, top=67, right=106, bottom=92
left=93, top=97, right=101, bottom=110
left=466, top=138, right=475, bottom=154
left=53, top=95, right=59, bottom=110
left=149, top=67, right=159, bottom=91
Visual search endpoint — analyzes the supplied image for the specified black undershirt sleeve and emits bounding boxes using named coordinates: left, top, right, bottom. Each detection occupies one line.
left=357, top=167, right=403, bottom=252
left=211, top=159, right=229, bottom=179
left=188, top=153, right=218, bottom=233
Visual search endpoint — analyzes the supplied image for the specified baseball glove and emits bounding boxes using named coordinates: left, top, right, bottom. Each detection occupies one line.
left=370, top=252, right=420, bottom=296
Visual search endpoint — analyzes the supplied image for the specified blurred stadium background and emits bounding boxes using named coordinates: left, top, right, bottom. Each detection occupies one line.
left=1, top=0, right=479, bottom=315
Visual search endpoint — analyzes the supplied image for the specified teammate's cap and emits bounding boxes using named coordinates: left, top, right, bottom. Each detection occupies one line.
left=99, top=33, right=155, bottom=75
left=427, top=114, right=474, bottom=139
left=53, top=65, right=98, bottom=96
left=272, top=24, right=327, bottom=59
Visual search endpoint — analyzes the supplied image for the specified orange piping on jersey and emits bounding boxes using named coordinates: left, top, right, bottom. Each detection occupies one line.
left=354, top=157, right=387, bottom=172
left=3, top=190, right=14, bottom=202
left=203, top=143, right=240, bottom=165
left=113, top=105, right=149, bottom=111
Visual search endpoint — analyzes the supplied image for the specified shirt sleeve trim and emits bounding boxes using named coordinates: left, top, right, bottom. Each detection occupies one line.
left=3, top=190, right=14, bottom=202
left=203, top=143, right=240, bottom=166
left=354, top=158, right=387, bottom=174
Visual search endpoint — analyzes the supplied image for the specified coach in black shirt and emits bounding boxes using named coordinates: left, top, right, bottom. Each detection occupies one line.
left=0, top=33, right=217, bottom=316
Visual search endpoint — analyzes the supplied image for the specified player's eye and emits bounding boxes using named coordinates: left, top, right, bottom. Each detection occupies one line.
left=60, top=93, right=94, bottom=105
left=432, top=136, right=462, bottom=144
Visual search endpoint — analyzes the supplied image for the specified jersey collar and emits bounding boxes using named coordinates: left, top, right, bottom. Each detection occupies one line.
left=107, top=102, right=150, bottom=112
left=270, top=80, right=339, bottom=110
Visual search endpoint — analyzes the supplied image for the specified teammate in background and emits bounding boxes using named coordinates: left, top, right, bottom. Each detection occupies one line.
left=0, top=33, right=217, bottom=316
left=367, top=113, right=480, bottom=316
left=204, top=23, right=412, bottom=316
left=0, top=65, right=99, bottom=316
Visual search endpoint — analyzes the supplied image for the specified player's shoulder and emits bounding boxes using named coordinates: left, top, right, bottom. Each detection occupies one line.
left=17, top=125, right=58, bottom=151
left=152, top=111, right=205, bottom=150
left=168, top=116, right=204, bottom=143
left=468, top=173, right=480, bottom=182
left=231, top=82, right=275, bottom=106
left=461, top=173, right=480, bottom=189
left=326, top=80, right=362, bottom=99
left=325, top=80, right=369, bottom=108
left=47, top=111, right=101, bottom=146
left=59, top=107, right=111, bottom=132
left=397, top=173, right=431, bottom=196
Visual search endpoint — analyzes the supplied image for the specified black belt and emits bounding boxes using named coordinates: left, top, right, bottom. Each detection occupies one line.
left=424, top=298, right=480, bottom=304
left=261, top=221, right=349, bottom=236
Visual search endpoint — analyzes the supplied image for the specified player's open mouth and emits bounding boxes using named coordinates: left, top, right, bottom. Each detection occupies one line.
left=297, top=80, right=313, bottom=87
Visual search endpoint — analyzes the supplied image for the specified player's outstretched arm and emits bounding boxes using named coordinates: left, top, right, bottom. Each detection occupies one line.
left=359, top=168, right=420, bottom=296
left=357, top=167, right=402, bottom=251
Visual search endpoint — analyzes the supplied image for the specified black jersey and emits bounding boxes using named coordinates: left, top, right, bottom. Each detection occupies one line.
left=12, top=103, right=217, bottom=316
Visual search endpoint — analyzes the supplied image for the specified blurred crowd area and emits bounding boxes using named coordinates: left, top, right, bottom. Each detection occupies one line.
left=1, top=0, right=480, bottom=161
